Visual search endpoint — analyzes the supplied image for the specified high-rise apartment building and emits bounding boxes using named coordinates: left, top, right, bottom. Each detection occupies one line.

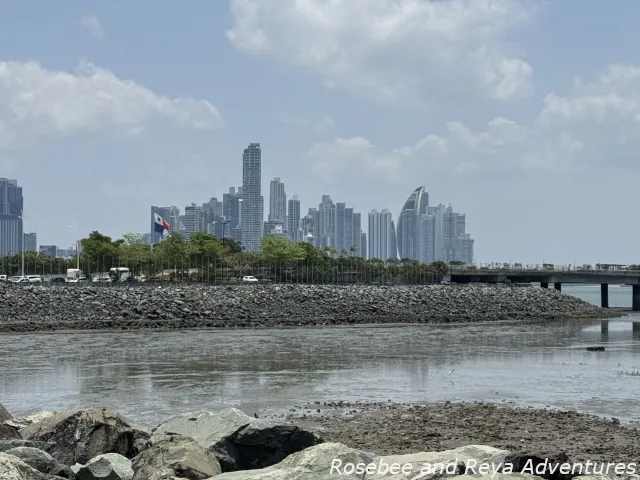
left=223, top=187, right=242, bottom=231
left=182, top=203, right=202, bottom=239
left=397, top=186, right=428, bottom=261
left=24, top=232, right=37, bottom=252
left=368, top=209, right=394, bottom=260
left=269, top=177, right=286, bottom=223
left=0, top=178, right=23, bottom=256
left=241, top=143, right=264, bottom=252
left=287, top=195, right=301, bottom=242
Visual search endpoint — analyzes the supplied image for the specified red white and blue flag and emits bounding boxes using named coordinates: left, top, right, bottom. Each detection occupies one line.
left=154, top=213, right=170, bottom=235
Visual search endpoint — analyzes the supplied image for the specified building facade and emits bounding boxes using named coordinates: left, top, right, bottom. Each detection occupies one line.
left=0, top=178, right=23, bottom=257
left=287, top=195, right=301, bottom=243
left=397, top=186, right=428, bottom=261
left=269, top=177, right=286, bottom=223
left=368, top=209, right=394, bottom=260
left=241, top=143, right=264, bottom=252
left=24, top=232, right=37, bottom=252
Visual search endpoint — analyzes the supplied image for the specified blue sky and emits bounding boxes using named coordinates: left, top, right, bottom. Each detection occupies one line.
left=1, top=0, right=639, bottom=264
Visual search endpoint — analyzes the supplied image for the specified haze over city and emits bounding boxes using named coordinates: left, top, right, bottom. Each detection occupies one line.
left=1, top=0, right=638, bottom=264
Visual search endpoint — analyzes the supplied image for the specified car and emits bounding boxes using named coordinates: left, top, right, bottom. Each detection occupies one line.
left=27, top=275, right=42, bottom=283
left=8, top=276, right=29, bottom=284
left=0, top=275, right=7, bottom=282
left=50, top=277, right=66, bottom=283
left=242, top=275, right=259, bottom=283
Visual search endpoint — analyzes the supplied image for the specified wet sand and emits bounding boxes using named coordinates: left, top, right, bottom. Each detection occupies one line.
left=276, top=402, right=640, bottom=462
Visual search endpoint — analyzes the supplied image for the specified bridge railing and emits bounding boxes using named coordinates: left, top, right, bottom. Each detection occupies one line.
left=450, top=264, right=640, bottom=275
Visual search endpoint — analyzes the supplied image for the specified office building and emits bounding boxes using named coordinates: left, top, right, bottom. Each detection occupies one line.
left=182, top=203, right=202, bottom=239
left=241, top=143, right=264, bottom=252
left=269, top=177, right=286, bottom=223
left=0, top=178, right=23, bottom=256
left=397, top=186, right=428, bottom=261
left=368, top=209, right=394, bottom=260
left=39, top=245, right=57, bottom=257
left=223, top=187, right=242, bottom=231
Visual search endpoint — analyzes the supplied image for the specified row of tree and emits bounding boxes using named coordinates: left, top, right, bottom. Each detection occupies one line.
left=1, top=231, right=450, bottom=284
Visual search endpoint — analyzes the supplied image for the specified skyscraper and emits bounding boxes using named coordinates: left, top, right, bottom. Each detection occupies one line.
left=223, top=187, right=242, bottom=233
left=368, top=209, right=394, bottom=260
left=287, top=195, right=301, bottom=242
left=24, top=232, right=37, bottom=252
left=0, top=178, right=23, bottom=256
left=397, top=186, right=428, bottom=260
left=269, top=177, right=287, bottom=223
left=241, top=143, right=264, bottom=252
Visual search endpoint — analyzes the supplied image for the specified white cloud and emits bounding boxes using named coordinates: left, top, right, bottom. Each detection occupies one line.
left=228, top=0, right=535, bottom=105
left=307, top=62, right=640, bottom=179
left=0, top=60, right=224, bottom=149
left=81, top=15, right=104, bottom=39
left=277, top=113, right=335, bottom=135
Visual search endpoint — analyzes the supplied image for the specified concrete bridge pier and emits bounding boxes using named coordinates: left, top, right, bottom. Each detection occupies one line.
left=633, top=322, right=640, bottom=340
left=541, top=282, right=549, bottom=288
left=633, top=284, right=640, bottom=312
left=554, top=282, right=562, bottom=291
left=601, top=320, right=609, bottom=333
left=601, top=283, right=609, bottom=308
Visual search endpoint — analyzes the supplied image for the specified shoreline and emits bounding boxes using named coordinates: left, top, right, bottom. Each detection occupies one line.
left=0, top=283, right=621, bottom=333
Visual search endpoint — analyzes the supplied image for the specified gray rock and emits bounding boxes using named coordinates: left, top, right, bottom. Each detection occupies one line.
left=131, top=434, right=221, bottom=480
left=1, top=424, right=22, bottom=440
left=4, top=412, right=58, bottom=431
left=0, top=440, right=51, bottom=453
left=72, top=453, right=133, bottom=480
left=151, top=408, right=323, bottom=471
left=5, top=447, right=74, bottom=479
left=0, top=451, right=66, bottom=480
left=0, top=402, right=12, bottom=422
left=20, top=408, right=150, bottom=466
left=503, top=451, right=574, bottom=480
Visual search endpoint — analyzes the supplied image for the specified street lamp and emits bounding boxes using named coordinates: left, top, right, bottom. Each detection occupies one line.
left=69, top=222, right=79, bottom=270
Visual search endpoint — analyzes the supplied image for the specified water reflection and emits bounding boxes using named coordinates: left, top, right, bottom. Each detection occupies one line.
left=1, top=316, right=639, bottom=426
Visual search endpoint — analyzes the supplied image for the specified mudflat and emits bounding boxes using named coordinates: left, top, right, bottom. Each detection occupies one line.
left=278, top=402, right=640, bottom=463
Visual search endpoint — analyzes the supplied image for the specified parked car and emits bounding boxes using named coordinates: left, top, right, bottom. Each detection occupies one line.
left=8, top=276, right=29, bottom=284
left=0, top=275, right=7, bottom=282
left=27, top=275, right=42, bottom=283
left=242, top=275, right=259, bottom=283
left=50, top=277, right=66, bottom=283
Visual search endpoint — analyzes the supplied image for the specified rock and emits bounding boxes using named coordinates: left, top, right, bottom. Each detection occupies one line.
left=0, top=440, right=51, bottom=453
left=0, top=451, right=65, bottom=480
left=131, top=435, right=221, bottom=480
left=151, top=408, right=323, bottom=471
left=366, top=444, right=511, bottom=480
left=5, top=447, right=74, bottom=479
left=72, top=453, right=133, bottom=480
left=20, top=408, right=150, bottom=466
left=0, top=402, right=12, bottom=422
left=4, top=412, right=57, bottom=431
left=1, top=424, right=22, bottom=440
left=210, top=442, right=373, bottom=479
left=503, top=451, right=574, bottom=480
left=0, top=284, right=612, bottom=333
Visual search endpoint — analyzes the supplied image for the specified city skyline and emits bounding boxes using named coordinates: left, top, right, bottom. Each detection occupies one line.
left=1, top=2, right=638, bottom=264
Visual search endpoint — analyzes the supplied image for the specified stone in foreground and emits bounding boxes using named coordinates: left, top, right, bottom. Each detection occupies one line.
left=151, top=408, right=323, bottom=471
left=20, top=408, right=150, bottom=466
left=5, top=446, right=74, bottom=478
left=208, top=442, right=373, bottom=479
left=131, top=434, right=221, bottom=480
left=5, top=412, right=58, bottom=431
left=1, top=424, right=22, bottom=440
left=0, top=451, right=66, bottom=480
left=0, top=402, right=12, bottom=423
left=72, top=453, right=133, bottom=480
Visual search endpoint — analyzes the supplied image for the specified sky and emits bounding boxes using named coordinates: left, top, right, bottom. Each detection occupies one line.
left=0, top=0, right=638, bottom=265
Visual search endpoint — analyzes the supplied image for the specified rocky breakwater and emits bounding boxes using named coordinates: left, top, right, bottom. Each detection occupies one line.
left=1, top=402, right=636, bottom=480
left=0, top=283, right=613, bottom=332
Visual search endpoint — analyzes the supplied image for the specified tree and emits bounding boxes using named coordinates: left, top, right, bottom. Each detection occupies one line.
left=80, top=231, right=120, bottom=274
left=119, top=233, right=151, bottom=275
left=153, top=232, right=188, bottom=279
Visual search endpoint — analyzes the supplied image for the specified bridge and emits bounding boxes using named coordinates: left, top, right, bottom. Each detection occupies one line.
left=443, top=267, right=640, bottom=311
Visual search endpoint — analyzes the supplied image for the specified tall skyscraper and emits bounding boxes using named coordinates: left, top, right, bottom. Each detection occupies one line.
left=0, top=178, right=23, bottom=256
left=368, top=209, right=394, bottom=260
left=397, top=186, right=428, bottom=260
left=287, top=195, right=301, bottom=242
left=223, top=187, right=242, bottom=233
left=182, top=203, right=202, bottom=239
left=241, top=143, right=264, bottom=252
left=269, top=177, right=287, bottom=223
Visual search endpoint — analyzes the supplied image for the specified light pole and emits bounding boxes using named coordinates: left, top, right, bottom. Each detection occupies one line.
left=69, top=222, right=79, bottom=270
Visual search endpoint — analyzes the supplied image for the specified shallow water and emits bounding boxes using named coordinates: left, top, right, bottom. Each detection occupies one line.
left=1, top=312, right=639, bottom=426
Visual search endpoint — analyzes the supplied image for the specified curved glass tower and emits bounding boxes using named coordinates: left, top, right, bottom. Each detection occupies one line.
left=397, top=186, right=428, bottom=260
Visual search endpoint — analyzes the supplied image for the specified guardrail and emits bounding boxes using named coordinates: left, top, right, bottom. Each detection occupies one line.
left=449, top=265, right=640, bottom=275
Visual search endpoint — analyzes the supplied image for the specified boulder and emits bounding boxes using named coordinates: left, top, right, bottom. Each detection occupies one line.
left=210, top=442, right=372, bottom=479
left=1, top=424, right=22, bottom=440
left=0, top=451, right=66, bottom=480
left=0, top=402, right=12, bottom=422
left=4, top=412, right=57, bottom=431
left=151, top=408, right=322, bottom=471
left=71, top=453, right=133, bottom=480
left=503, top=451, right=574, bottom=480
left=366, top=444, right=511, bottom=480
left=20, top=408, right=150, bottom=466
left=0, top=440, right=51, bottom=453
left=5, top=447, right=74, bottom=479
left=131, top=434, right=221, bottom=480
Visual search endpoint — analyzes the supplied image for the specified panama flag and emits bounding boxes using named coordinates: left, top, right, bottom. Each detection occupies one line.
left=154, top=213, right=170, bottom=235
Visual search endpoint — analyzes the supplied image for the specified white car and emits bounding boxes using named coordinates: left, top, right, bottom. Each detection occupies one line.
left=27, top=275, right=42, bottom=283
left=242, top=275, right=259, bottom=283
left=8, top=276, right=29, bottom=283
left=0, top=275, right=7, bottom=282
